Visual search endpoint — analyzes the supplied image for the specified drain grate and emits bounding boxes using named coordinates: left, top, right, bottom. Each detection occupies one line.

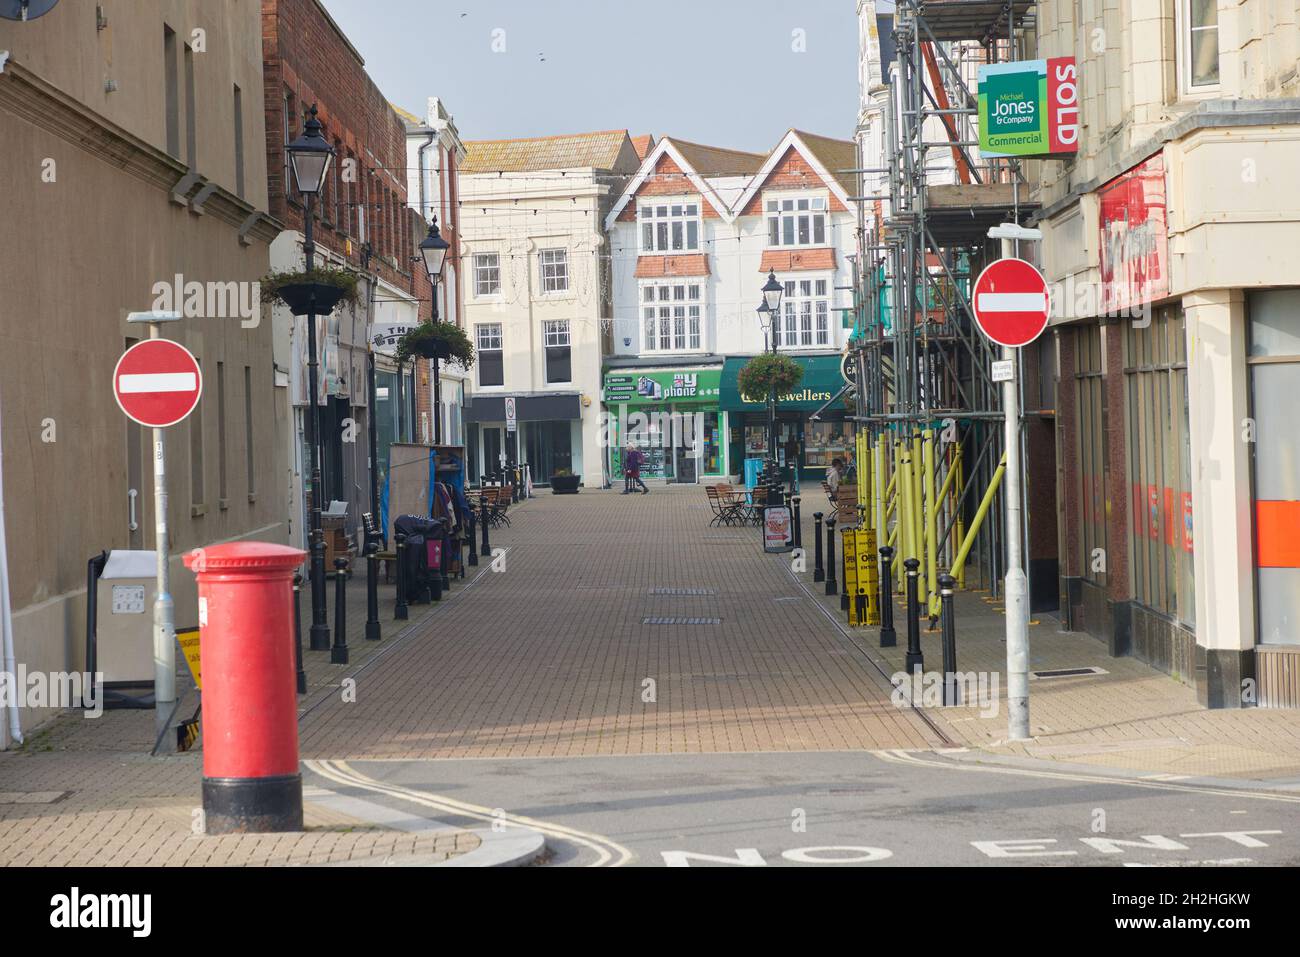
left=648, top=587, right=717, bottom=596
left=1030, top=666, right=1108, bottom=680
left=642, top=616, right=722, bottom=626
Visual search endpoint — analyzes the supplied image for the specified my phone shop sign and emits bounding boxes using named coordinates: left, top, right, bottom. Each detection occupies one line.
left=978, top=57, right=1079, bottom=158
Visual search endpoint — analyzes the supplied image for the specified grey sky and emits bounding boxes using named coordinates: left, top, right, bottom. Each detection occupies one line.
left=318, top=0, right=860, bottom=152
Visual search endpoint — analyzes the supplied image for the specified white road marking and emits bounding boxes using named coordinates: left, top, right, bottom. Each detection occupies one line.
left=305, top=758, right=633, bottom=867
left=977, top=292, right=1047, bottom=312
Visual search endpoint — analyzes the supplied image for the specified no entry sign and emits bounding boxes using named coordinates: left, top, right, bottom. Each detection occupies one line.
left=113, top=339, right=203, bottom=428
left=972, top=258, right=1051, bottom=348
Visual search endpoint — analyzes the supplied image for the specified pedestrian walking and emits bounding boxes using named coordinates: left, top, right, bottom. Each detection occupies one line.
left=625, top=444, right=649, bottom=495
left=621, top=445, right=634, bottom=494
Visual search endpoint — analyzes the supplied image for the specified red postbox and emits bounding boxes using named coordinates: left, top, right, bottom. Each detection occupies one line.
left=184, top=541, right=306, bottom=834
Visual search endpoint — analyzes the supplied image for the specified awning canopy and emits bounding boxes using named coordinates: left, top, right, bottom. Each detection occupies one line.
left=463, top=392, right=581, bottom=423
left=718, top=354, right=847, bottom=413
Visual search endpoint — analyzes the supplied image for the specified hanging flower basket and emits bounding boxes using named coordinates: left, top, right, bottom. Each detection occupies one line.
left=260, top=267, right=360, bottom=317
left=395, top=321, right=476, bottom=367
left=737, top=353, right=804, bottom=401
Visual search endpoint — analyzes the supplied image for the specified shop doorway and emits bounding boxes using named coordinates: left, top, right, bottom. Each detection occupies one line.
left=524, top=420, right=572, bottom=485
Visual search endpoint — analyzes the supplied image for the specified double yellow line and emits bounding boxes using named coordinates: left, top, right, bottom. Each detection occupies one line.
left=305, top=759, right=634, bottom=866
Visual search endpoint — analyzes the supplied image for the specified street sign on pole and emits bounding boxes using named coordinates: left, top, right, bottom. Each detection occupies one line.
left=118, top=322, right=194, bottom=755
left=975, top=228, right=1044, bottom=743
left=113, top=339, right=203, bottom=428
left=971, top=257, right=1051, bottom=349
left=504, top=396, right=517, bottom=433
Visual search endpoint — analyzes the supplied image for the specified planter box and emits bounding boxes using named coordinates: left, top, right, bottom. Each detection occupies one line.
left=550, top=474, right=580, bottom=494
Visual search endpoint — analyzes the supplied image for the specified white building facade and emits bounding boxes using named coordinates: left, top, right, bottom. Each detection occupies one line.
left=604, top=131, right=860, bottom=485
left=459, top=131, right=641, bottom=488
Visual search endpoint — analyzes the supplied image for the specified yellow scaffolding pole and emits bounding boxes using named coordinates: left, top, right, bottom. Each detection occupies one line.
left=949, top=452, right=1007, bottom=583
left=952, top=443, right=966, bottom=589
left=923, top=430, right=940, bottom=618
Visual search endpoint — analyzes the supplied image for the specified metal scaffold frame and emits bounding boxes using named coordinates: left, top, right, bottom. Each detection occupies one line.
left=848, top=0, right=1037, bottom=618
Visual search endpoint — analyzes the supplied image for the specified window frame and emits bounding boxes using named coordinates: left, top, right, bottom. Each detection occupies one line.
left=475, top=322, right=504, bottom=388
left=539, top=247, right=569, bottom=295
left=542, top=319, right=572, bottom=384
left=637, top=197, right=702, bottom=254
left=765, top=192, right=829, bottom=249
left=1177, top=0, right=1221, bottom=95
left=473, top=252, right=502, bottom=298
left=639, top=281, right=703, bottom=354
left=774, top=275, right=832, bottom=349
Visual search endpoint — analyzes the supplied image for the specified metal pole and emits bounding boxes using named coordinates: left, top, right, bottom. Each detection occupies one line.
left=331, top=557, right=349, bottom=664
left=304, top=192, right=330, bottom=652
left=824, top=518, right=837, bottom=597
left=792, top=495, right=802, bottom=550
left=393, top=533, right=408, bottom=620
left=149, top=320, right=175, bottom=753
left=998, top=235, right=1030, bottom=741
left=939, top=572, right=958, bottom=705
left=812, top=511, right=825, bottom=582
left=878, top=545, right=897, bottom=647
left=904, top=557, right=923, bottom=673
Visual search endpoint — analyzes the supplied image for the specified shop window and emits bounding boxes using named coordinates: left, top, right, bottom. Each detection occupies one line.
left=1075, top=325, right=1107, bottom=586
left=1124, top=308, right=1194, bottom=626
left=1247, top=290, right=1300, bottom=644
left=476, top=323, right=503, bottom=387
left=543, top=320, right=571, bottom=383
left=805, top=420, right=850, bottom=470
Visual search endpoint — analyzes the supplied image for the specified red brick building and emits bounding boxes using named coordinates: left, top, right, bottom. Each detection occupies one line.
left=261, top=0, right=434, bottom=548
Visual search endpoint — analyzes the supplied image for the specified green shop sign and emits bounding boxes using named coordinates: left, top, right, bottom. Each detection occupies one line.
left=718, top=354, right=846, bottom=412
left=603, top=368, right=721, bottom=405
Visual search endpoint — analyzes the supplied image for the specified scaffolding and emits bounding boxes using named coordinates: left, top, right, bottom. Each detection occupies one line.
left=850, top=0, right=1038, bottom=619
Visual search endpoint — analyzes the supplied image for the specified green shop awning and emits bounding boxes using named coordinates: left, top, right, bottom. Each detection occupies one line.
left=719, top=354, right=847, bottom=412
left=603, top=368, right=721, bottom=405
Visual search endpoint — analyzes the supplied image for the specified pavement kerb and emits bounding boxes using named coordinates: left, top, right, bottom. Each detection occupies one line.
left=304, top=784, right=548, bottom=867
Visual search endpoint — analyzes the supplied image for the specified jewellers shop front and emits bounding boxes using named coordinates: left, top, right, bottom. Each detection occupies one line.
left=718, top=354, right=849, bottom=480
left=602, top=367, right=725, bottom=484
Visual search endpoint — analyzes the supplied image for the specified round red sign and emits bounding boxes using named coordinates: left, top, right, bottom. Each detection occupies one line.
left=971, top=258, right=1051, bottom=348
left=113, top=339, right=203, bottom=428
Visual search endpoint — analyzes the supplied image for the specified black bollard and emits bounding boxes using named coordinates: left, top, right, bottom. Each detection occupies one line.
left=511, top=467, right=519, bottom=504
left=480, top=494, right=491, bottom=556
left=467, top=512, right=478, bottom=566
left=878, top=546, right=897, bottom=647
left=394, top=533, right=409, bottom=621
left=364, top=541, right=381, bottom=641
left=292, top=571, right=307, bottom=694
left=812, top=512, right=824, bottom=582
left=792, top=495, right=802, bottom=550
left=938, top=573, right=958, bottom=705
left=331, top=557, right=349, bottom=665
left=840, top=532, right=850, bottom=612
left=825, top=518, right=837, bottom=597
left=904, top=557, right=923, bottom=673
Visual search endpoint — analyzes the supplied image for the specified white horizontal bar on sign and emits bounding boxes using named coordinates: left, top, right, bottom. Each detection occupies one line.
left=977, top=293, right=1047, bottom=312
left=118, top=372, right=197, bottom=393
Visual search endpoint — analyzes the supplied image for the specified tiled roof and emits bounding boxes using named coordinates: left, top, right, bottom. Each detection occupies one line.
left=631, top=135, right=656, bottom=160
left=667, top=138, right=767, bottom=177
left=791, top=130, right=858, bottom=196
left=759, top=249, right=837, bottom=273
left=634, top=254, right=711, bottom=279
left=462, top=129, right=634, bottom=173
left=391, top=102, right=422, bottom=128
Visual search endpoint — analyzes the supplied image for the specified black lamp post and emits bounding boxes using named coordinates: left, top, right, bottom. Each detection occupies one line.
left=418, top=216, right=450, bottom=445
left=758, top=270, right=784, bottom=479
left=286, top=104, right=335, bottom=651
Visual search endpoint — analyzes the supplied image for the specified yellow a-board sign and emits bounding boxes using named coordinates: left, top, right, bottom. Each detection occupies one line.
left=841, top=527, right=880, bottom=627
left=177, top=628, right=201, bottom=690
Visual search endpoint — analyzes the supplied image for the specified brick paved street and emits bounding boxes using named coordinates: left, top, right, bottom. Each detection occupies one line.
left=298, top=484, right=940, bottom=759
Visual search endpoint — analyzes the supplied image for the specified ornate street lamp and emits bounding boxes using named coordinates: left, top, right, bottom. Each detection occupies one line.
left=758, top=271, right=785, bottom=479
left=418, top=216, right=451, bottom=444
left=286, top=104, right=336, bottom=654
